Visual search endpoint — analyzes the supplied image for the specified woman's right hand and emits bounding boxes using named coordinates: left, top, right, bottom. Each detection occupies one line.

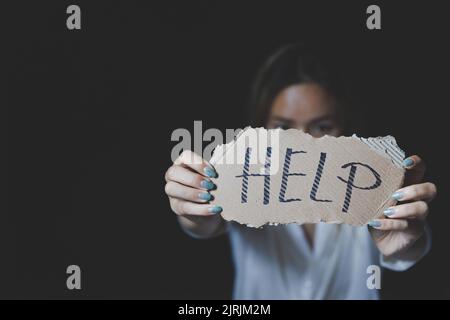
left=164, top=150, right=224, bottom=237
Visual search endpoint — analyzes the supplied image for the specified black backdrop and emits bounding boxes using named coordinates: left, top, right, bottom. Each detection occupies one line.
left=4, top=0, right=449, bottom=299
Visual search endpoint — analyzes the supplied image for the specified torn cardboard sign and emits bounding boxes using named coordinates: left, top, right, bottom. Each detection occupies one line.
left=209, top=127, right=405, bottom=227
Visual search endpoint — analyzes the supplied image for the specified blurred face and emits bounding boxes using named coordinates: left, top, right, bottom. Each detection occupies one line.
left=267, top=83, right=343, bottom=137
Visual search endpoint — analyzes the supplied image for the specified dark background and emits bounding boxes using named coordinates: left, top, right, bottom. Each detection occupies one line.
left=4, top=0, right=449, bottom=299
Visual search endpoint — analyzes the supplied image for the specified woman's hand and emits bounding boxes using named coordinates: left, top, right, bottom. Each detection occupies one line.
left=165, top=150, right=225, bottom=238
left=368, top=155, right=437, bottom=257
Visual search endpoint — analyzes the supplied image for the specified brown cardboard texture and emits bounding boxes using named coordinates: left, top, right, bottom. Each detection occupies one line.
left=209, top=127, right=405, bottom=227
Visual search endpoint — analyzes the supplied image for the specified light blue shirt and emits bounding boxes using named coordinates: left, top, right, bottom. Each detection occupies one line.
left=228, top=222, right=431, bottom=299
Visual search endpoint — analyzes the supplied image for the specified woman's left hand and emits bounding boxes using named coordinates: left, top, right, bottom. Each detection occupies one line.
left=368, top=155, right=437, bottom=257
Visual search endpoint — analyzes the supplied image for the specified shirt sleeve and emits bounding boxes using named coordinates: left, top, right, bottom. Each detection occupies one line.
left=379, top=223, right=432, bottom=271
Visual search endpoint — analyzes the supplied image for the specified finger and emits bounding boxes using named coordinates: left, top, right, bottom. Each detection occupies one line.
left=392, top=182, right=437, bottom=203
left=165, top=181, right=213, bottom=203
left=165, top=165, right=216, bottom=190
left=169, top=198, right=223, bottom=216
left=173, top=150, right=217, bottom=178
left=403, top=155, right=426, bottom=186
left=383, top=201, right=429, bottom=221
left=368, top=218, right=409, bottom=231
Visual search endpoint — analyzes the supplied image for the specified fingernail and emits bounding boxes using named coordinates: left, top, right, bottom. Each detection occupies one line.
left=208, top=205, right=223, bottom=214
left=403, top=158, right=414, bottom=168
left=383, top=208, right=395, bottom=217
left=368, top=220, right=381, bottom=228
left=203, top=166, right=217, bottom=178
left=392, top=191, right=404, bottom=201
left=200, top=180, right=216, bottom=190
left=199, top=192, right=212, bottom=201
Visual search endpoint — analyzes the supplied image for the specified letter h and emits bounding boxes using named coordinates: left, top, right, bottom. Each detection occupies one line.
left=236, top=147, right=272, bottom=205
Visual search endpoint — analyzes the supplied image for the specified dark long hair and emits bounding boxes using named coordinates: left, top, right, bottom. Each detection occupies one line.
left=249, top=43, right=360, bottom=135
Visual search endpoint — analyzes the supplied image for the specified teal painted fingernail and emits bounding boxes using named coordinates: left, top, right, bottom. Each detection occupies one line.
left=204, top=166, right=217, bottom=178
left=368, top=220, right=381, bottom=228
left=201, top=180, right=215, bottom=190
left=208, top=205, right=223, bottom=214
left=383, top=208, right=395, bottom=216
left=199, top=192, right=212, bottom=201
left=392, top=191, right=404, bottom=200
left=403, top=158, right=414, bottom=167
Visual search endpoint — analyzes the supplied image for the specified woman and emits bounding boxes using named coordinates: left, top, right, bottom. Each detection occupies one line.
left=164, top=44, right=437, bottom=299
